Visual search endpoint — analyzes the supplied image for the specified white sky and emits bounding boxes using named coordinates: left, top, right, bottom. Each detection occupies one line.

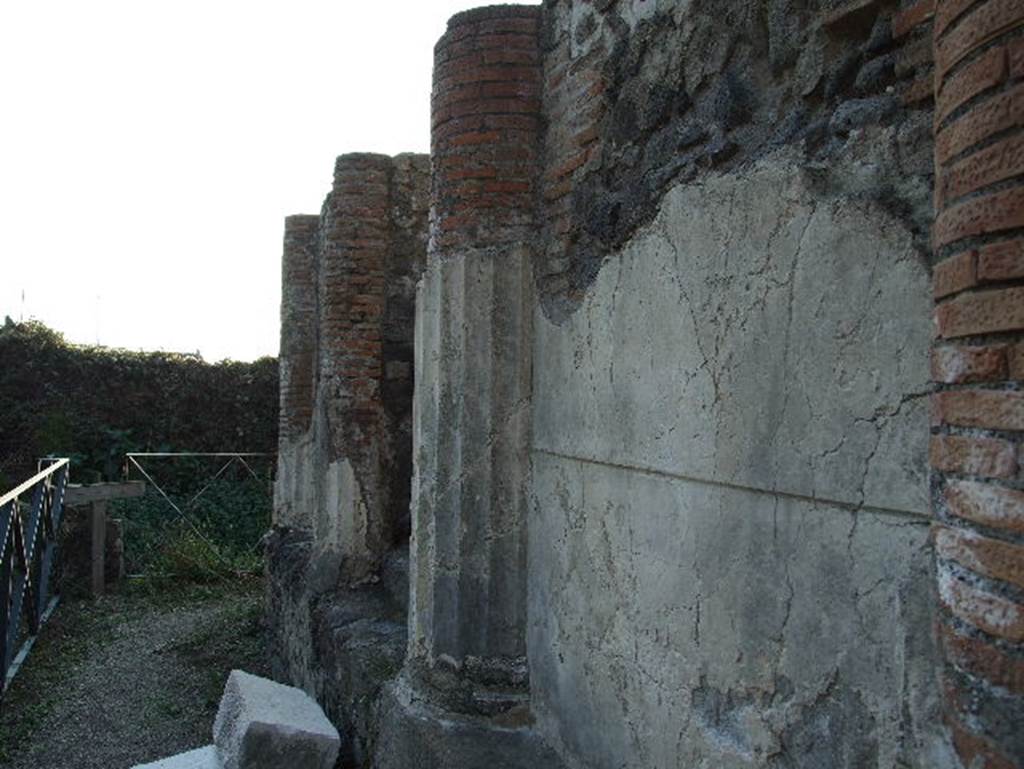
left=1, top=1, right=528, bottom=362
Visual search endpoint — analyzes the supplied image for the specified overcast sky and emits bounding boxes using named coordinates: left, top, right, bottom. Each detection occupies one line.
left=1, top=0, right=522, bottom=361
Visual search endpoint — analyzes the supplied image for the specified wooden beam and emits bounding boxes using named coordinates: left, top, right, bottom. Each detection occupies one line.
left=65, top=481, right=145, bottom=506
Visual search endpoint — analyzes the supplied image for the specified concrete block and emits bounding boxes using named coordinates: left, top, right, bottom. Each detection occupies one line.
left=131, top=745, right=221, bottom=769
left=213, top=670, right=340, bottom=769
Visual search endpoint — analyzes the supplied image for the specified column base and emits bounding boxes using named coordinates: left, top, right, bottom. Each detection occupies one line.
left=373, top=672, right=565, bottom=769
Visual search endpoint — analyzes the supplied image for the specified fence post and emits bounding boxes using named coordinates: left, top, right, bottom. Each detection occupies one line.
left=91, top=500, right=106, bottom=596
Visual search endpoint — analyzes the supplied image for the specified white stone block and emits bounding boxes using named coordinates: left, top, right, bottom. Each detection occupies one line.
left=213, top=670, right=340, bottom=769
left=131, top=745, right=221, bottom=769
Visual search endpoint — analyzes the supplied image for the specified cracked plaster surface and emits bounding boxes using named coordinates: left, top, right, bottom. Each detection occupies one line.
left=533, top=149, right=932, bottom=517
left=528, top=152, right=950, bottom=769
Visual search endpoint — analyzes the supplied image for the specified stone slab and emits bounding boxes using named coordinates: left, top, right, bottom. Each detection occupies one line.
left=213, top=670, right=340, bottom=769
left=131, top=745, right=220, bottom=769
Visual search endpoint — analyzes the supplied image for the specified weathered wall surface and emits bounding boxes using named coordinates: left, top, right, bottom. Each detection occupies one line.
left=529, top=151, right=949, bottom=768
left=535, top=0, right=937, bottom=318
left=522, top=1, right=975, bottom=766
left=268, top=1, right=1024, bottom=768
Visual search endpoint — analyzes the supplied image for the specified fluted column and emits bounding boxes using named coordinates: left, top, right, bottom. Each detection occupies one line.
left=409, top=4, right=542, bottom=690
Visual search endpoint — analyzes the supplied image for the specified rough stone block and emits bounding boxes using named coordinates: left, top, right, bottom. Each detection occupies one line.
left=132, top=745, right=221, bottom=769
left=213, top=670, right=340, bottom=769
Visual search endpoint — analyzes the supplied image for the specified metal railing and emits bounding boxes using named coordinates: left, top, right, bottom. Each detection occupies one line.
left=0, top=457, right=68, bottom=700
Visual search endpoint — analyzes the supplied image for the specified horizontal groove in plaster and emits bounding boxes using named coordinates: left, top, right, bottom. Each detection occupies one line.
left=532, top=447, right=931, bottom=523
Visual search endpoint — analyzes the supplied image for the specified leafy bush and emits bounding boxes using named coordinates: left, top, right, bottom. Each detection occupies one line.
left=0, top=318, right=277, bottom=488
left=112, top=457, right=273, bottom=582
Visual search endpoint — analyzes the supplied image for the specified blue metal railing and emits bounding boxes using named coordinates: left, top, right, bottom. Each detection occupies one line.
left=0, top=457, right=68, bottom=701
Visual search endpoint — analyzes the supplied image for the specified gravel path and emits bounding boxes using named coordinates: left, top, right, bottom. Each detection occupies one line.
left=0, top=580, right=268, bottom=769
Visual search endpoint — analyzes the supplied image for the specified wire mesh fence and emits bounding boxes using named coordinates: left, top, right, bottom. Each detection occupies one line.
left=113, top=453, right=274, bottom=582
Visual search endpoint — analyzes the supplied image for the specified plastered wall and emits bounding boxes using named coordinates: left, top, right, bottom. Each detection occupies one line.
left=529, top=151, right=947, bottom=768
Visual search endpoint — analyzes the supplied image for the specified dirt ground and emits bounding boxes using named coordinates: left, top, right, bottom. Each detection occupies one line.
left=0, top=578, right=269, bottom=768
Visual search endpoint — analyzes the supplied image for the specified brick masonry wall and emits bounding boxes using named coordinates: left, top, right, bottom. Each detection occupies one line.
left=431, top=5, right=542, bottom=256
left=319, top=153, right=391, bottom=478
left=930, top=0, right=1024, bottom=766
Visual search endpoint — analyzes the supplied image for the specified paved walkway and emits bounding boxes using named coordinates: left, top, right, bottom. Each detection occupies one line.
left=0, top=580, right=268, bottom=769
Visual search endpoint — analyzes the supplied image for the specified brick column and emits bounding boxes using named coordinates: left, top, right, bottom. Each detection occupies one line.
left=409, top=5, right=541, bottom=695
left=931, top=2, right=1024, bottom=766
left=275, top=214, right=319, bottom=528
left=316, top=153, right=392, bottom=582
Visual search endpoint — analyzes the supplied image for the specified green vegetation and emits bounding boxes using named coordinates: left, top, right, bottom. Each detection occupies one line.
left=0, top=318, right=277, bottom=490
left=113, top=459, right=272, bottom=581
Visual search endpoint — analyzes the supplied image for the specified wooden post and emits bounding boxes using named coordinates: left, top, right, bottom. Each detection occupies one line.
left=91, top=500, right=107, bottom=597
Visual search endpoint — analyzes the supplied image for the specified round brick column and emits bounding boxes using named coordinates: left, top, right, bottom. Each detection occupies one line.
left=931, top=2, right=1024, bottom=766
left=430, top=5, right=541, bottom=254
left=408, top=4, right=541, bottom=697
left=275, top=214, right=319, bottom=528
left=279, top=214, right=319, bottom=446
left=316, top=153, right=393, bottom=582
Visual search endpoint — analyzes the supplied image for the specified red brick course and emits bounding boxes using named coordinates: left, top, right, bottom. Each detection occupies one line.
left=933, top=187, right=1024, bottom=249
left=945, top=479, right=1024, bottom=533
left=933, top=389, right=1024, bottom=431
left=978, top=239, right=1024, bottom=281
left=935, top=0, right=1024, bottom=79
left=939, top=122, right=1024, bottom=206
left=935, top=286, right=1024, bottom=337
left=930, top=434, right=1019, bottom=477
left=934, top=249, right=978, bottom=297
left=940, top=573, right=1024, bottom=641
left=935, top=42, right=1006, bottom=126
left=431, top=6, right=540, bottom=252
left=932, top=3, right=1024, bottom=761
left=935, top=0, right=984, bottom=37
left=948, top=715, right=1018, bottom=769
left=932, top=343, right=1009, bottom=382
left=936, top=82, right=1024, bottom=164
left=935, top=525, right=1024, bottom=588
left=942, top=621, right=1024, bottom=694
